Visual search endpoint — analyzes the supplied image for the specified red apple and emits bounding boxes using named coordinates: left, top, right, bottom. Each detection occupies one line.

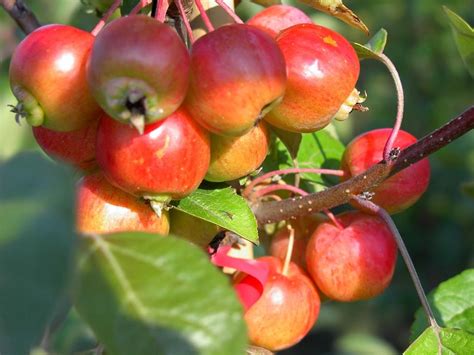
left=9, top=24, right=101, bottom=131
left=234, top=256, right=320, bottom=351
left=264, top=23, right=360, bottom=133
left=77, top=172, right=169, bottom=235
left=185, top=24, right=287, bottom=136
left=96, top=108, right=210, bottom=203
left=270, top=213, right=327, bottom=269
left=341, top=128, right=431, bottom=213
left=87, top=15, right=190, bottom=130
left=306, top=211, right=397, bottom=301
left=247, top=5, right=312, bottom=38
left=33, top=119, right=99, bottom=171
left=205, top=121, right=270, bottom=182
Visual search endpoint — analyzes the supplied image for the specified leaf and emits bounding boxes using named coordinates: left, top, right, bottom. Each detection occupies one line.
left=120, top=0, right=137, bottom=15
left=75, top=233, right=247, bottom=355
left=444, top=6, right=474, bottom=77
left=404, top=327, right=474, bottom=354
left=411, top=269, right=474, bottom=340
left=271, top=125, right=302, bottom=160
left=0, top=152, right=76, bottom=355
left=173, top=187, right=259, bottom=243
left=353, top=28, right=388, bottom=60
left=296, top=0, right=369, bottom=35
left=461, top=181, right=474, bottom=199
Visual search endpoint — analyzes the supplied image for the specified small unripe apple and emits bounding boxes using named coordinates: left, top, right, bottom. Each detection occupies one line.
left=270, top=214, right=327, bottom=269
left=9, top=24, right=102, bottom=131
left=185, top=24, right=287, bottom=136
left=33, top=119, right=99, bottom=171
left=77, top=173, right=169, bottom=235
left=264, top=23, right=360, bottom=133
left=87, top=15, right=190, bottom=130
left=306, top=211, right=397, bottom=301
left=341, top=128, right=431, bottom=213
left=234, top=256, right=320, bottom=351
left=247, top=5, right=312, bottom=38
left=169, top=210, right=220, bottom=248
left=205, top=121, right=270, bottom=182
left=96, top=108, right=210, bottom=203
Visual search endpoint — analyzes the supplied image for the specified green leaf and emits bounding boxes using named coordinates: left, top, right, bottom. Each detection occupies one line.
left=405, top=327, right=474, bottom=354
left=0, top=152, right=76, bottom=355
left=353, top=28, right=388, bottom=60
left=411, top=269, right=474, bottom=340
left=461, top=181, right=474, bottom=199
left=75, top=233, right=247, bottom=355
left=271, top=126, right=302, bottom=160
left=444, top=6, right=474, bottom=77
left=120, top=0, right=136, bottom=14
left=173, top=187, right=259, bottom=243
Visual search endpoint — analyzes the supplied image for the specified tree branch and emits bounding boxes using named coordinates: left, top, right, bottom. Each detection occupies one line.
left=253, top=105, right=474, bottom=224
left=0, top=0, right=40, bottom=34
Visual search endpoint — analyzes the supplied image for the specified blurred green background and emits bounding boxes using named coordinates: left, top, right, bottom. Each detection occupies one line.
left=0, top=0, right=473, bottom=353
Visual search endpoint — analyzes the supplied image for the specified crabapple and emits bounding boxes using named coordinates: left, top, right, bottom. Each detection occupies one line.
left=306, top=211, right=397, bottom=301
left=76, top=173, right=169, bottom=235
left=9, top=24, right=101, bottom=131
left=340, top=128, right=431, bottom=213
left=264, top=24, right=360, bottom=133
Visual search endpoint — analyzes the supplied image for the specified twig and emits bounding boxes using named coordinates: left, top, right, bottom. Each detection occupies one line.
left=91, top=0, right=121, bottom=36
left=253, top=105, right=474, bottom=224
left=0, top=0, right=40, bottom=34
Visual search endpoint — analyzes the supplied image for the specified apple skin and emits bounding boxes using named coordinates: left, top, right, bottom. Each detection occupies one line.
left=205, top=121, right=270, bottom=182
left=33, top=119, right=99, bottom=171
left=264, top=23, right=360, bottom=133
left=247, top=5, right=312, bottom=38
left=169, top=210, right=220, bottom=248
left=96, top=108, right=210, bottom=202
left=76, top=173, right=169, bottom=235
left=341, top=128, right=431, bottom=214
left=234, top=256, right=320, bottom=351
left=87, top=15, right=190, bottom=125
left=270, top=214, right=327, bottom=269
left=306, top=211, right=397, bottom=301
left=9, top=24, right=102, bottom=131
left=184, top=24, right=287, bottom=137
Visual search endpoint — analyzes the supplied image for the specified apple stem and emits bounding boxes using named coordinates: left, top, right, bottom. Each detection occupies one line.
left=130, top=0, right=152, bottom=15
left=243, top=168, right=345, bottom=198
left=215, top=0, right=243, bottom=24
left=155, top=0, right=170, bottom=22
left=174, top=0, right=194, bottom=42
left=91, top=0, right=121, bottom=36
left=252, top=184, right=308, bottom=200
left=324, top=209, right=344, bottom=230
left=293, top=159, right=301, bottom=188
left=194, top=0, right=215, bottom=32
left=351, top=195, right=442, bottom=340
left=282, top=225, right=295, bottom=277
left=379, top=53, right=405, bottom=163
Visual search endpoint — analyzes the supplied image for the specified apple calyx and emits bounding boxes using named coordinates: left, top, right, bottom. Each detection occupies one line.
left=9, top=86, right=44, bottom=126
left=147, top=196, right=172, bottom=218
left=333, top=88, right=368, bottom=121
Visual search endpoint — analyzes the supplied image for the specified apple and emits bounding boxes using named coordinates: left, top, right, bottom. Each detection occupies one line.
left=234, top=256, right=320, bottom=351
left=184, top=24, right=287, bottom=136
left=77, top=172, right=169, bottom=235
left=9, top=24, right=102, bottom=131
left=264, top=23, right=360, bottom=133
left=205, top=121, right=270, bottom=182
left=340, top=128, right=431, bottom=213
left=306, top=211, right=397, bottom=301
left=247, top=5, right=312, bottom=38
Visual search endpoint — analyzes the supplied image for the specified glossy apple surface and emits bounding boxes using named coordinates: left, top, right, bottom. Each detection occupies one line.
left=247, top=5, right=312, bottom=38
left=77, top=173, right=169, bottom=235
left=341, top=128, right=431, bottom=213
left=234, top=256, right=320, bottom=351
left=265, top=24, right=360, bottom=133
left=33, top=119, right=98, bottom=171
left=88, top=15, right=190, bottom=126
left=9, top=24, right=101, bottom=131
left=96, top=108, right=210, bottom=202
left=205, top=121, right=270, bottom=182
left=185, top=24, right=286, bottom=136
left=306, top=211, right=397, bottom=301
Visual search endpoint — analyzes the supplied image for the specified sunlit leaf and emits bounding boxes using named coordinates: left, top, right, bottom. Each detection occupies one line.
left=353, top=28, right=388, bottom=60
left=405, top=326, right=474, bottom=354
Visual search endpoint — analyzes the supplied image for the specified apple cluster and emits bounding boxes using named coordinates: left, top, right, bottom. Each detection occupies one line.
left=7, top=3, right=431, bottom=352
